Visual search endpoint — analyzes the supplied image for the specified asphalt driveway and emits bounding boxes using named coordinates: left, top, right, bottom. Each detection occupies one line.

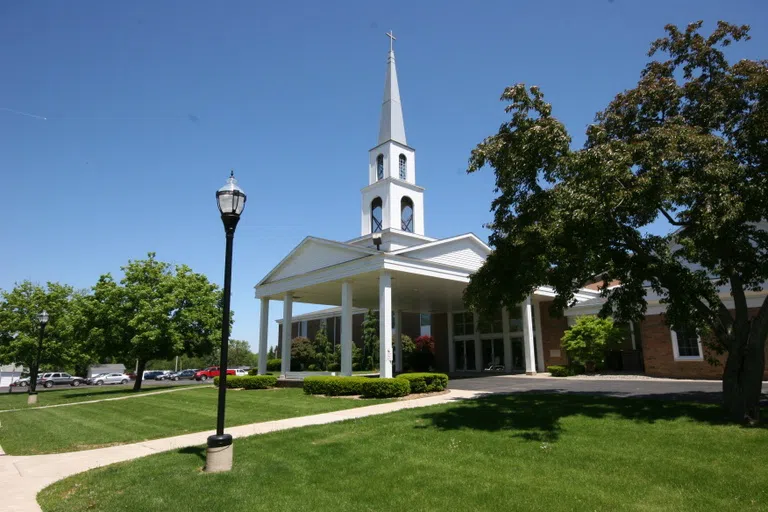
left=448, top=374, right=768, bottom=404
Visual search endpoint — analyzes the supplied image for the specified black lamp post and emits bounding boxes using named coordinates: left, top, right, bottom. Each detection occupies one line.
left=206, top=170, right=246, bottom=472
left=28, top=310, right=49, bottom=404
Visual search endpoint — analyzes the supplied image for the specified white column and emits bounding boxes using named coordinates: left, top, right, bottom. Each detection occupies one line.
left=473, top=312, right=483, bottom=371
left=533, top=300, right=545, bottom=371
left=447, top=312, right=455, bottom=373
left=522, top=296, right=536, bottom=374
left=502, top=306, right=513, bottom=373
left=341, top=281, right=353, bottom=376
left=379, top=272, right=393, bottom=378
left=394, top=309, right=403, bottom=373
left=258, top=297, right=269, bottom=375
left=281, top=292, right=293, bottom=376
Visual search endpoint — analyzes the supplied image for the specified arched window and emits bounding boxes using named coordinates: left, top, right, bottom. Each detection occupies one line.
left=399, top=154, right=407, bottom=180
left=401, top=196, right=414, bottom=232
left=376, top=154, right=384, bottom=180
left=371, top=197, right=383, bottom=233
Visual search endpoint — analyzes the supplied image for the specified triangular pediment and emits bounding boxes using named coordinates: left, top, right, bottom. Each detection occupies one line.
left=392, top=234, right=490, bottom=271
left=258, top=237, right=377, bottom=286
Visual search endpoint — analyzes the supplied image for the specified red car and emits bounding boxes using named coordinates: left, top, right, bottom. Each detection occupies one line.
left=194, top=367, right=235, bottom=381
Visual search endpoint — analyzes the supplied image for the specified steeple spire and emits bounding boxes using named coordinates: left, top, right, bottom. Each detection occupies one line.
left=378, top=31, right=407, bottom=145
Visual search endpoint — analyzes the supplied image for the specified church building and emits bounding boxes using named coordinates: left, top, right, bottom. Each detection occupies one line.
left=253, top=37, right=600, bottom=378
left=254, top=37, right=765, bottom=380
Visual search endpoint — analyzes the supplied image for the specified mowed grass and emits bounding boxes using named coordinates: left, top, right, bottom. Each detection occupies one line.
left=38, top=393, right=768, bottom=512
left=0, top=387, right=388, bottom=455
left=0, top=384, right=197, bottom=411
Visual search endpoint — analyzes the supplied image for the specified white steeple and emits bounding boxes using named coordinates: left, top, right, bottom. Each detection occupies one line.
left=361, top=33, right=425, bottom=239
left=378, top=31, right=407, bottom=145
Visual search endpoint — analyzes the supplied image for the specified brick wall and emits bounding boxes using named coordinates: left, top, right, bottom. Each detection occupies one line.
left=538, top=300, right=569, bottom=367
left=431, top=313, right=448, bottom=372
left=640, top=311, right=768, bottom=380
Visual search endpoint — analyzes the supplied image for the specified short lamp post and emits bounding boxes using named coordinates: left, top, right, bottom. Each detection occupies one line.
left=28, top=310, right=49, bottom=405
left=205, top=171, right=246, bottom=473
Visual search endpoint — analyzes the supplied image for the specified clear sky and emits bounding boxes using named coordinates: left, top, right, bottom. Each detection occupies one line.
left=1, top=0, right=765, bottom=352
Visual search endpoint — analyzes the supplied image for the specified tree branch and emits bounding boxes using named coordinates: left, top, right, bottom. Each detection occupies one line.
left=658, top=208, right=690, bottom=227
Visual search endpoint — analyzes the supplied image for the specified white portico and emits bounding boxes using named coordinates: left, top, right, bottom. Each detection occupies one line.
left=254, top=36, right=598, bottom=378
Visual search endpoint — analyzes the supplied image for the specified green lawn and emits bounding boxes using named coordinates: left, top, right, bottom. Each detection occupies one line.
left=0, top=384, right=198, bottom=411
left=38, top=394, right=768, bottom=512
left=0, top=388, right=388, bottom=455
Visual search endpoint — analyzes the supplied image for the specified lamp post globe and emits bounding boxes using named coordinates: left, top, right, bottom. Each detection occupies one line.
left=206, top=171, right=246, bottom=473
left=28, top=310, right=49, bottom=405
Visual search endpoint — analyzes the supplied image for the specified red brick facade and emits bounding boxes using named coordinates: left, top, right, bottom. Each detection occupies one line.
left=538, top=300, right=569, bottom=367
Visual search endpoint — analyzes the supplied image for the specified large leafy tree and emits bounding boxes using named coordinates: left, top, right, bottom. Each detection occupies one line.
left=0, top=281, right=97, bottom=376
left=87, top=253, right=223, bottom=390
left=465, top=21, right=768, bottom=422
left=361, top=310, right=379, bottom=370
left=312, top=321, right=332, bottom=370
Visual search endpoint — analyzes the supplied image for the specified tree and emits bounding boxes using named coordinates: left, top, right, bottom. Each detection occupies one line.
left=312, top=321, right=332, bottom=370
left=561, top=316, right=623, bottom=372
left=361, top=310, right=379, bottom=370
left=465, top=21, right=768, bottom=422
left=398, top=334, right=415, bottom=370
left=0, top=281, right=97, bottom=376
left=410, top=335, right=436, bottom=371
left=290, top=336, right=314, bottom=370
left=267, top=346, right=277, bottom=360
left=87, top=253, right=223, bottom=391
left=205, top=339, right=256, bottom=368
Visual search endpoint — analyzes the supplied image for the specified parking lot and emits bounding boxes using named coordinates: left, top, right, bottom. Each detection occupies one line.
left=0, top=377, right=209, bottom=394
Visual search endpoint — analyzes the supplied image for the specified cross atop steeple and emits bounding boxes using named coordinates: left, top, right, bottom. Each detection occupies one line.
left=386, top=30, right=396, bottom=52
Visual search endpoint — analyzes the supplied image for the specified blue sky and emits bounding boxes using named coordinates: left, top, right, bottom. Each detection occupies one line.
left=1, top=0, right=765, bottom=352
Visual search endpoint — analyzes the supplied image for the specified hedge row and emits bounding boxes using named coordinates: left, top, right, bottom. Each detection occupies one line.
left=396, top=372, right=448, bottom=393
left=361, top=378, right=410, bottom=398
left=212, top=375, right=278, bottom=389
left=304, top=372, right=448, bottom=398
left=267, top=359, right=282, bottom=371
left=303, top=376, right=371, bottom=396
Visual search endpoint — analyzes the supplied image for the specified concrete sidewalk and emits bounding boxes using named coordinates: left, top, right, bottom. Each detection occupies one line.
left=0, top=389, right=479, bottom=512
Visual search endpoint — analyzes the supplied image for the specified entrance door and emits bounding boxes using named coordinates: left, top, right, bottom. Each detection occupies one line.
left=453, top=339, right=476, bottom=371
left=482, top=338, right=505, bottom=370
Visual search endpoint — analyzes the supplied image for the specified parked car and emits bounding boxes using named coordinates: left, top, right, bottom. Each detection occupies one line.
left=39, top=372, right=86, bottom=388
left=234, top=369, right=249, bottom=377
left=142, top=370, right=165, bottom=381
left=154, top=371, right=174, bottom=381
left=10, top=377, right=30, bottom=387
left=86, top=373, right=109, bottom=385
left=194, top=367, right=235, bottom=381
left=91, top=373, right=130, bottom=385
left=170, top=369, right=197, bottom=381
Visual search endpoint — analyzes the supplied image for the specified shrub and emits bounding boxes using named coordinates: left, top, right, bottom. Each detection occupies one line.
left=327, top=362, right=340, bottom=372
left=267, top=359, right=282, bottom=371
left=352, top=362, right=360, bottom=371
left=547, top=365, right=570, bottom=377
left=307, top=364, right=319, bottom=371
left=409, top=335, right=436, bottom=371
left=360, top=378, right=410, bottom=398
left=212, top=375, right=278, bottom=389
left=396, top=372, right=448, bottom=393
left=561, top=316, right=623, bottom=371
left=248, top=368, right=259, bottom=376
left=303, top=376, right=370, bottom=396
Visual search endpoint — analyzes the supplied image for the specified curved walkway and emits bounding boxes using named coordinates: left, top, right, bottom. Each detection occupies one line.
left=0, top=389, right=480, bottom=512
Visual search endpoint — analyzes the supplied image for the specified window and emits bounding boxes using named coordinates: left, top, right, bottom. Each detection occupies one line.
left=401, top=196, right=414, bottom=232
left=376, top=154, right=384, bottom=180
left=508, top=306, right=523, bottom=332
left=479, top=310, right=503, bottom=334
left=671, top=325, right=703, bottom=360
left=399, top=154, right=407, bottom=180
left=371, top=197, right=383, bottom=233
left=453, top=312, right=475, bottom=336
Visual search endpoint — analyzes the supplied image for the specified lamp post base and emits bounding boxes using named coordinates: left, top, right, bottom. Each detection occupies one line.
left=27, top=393, right=38, bottom=405
left=204, top=434, right=233, bottom=473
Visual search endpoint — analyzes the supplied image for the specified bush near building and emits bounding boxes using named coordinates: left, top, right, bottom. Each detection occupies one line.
left=361, top=378, right=410, bottom=398
left=213, top=375, right=277, bottom=389
left=396, top=372, right=448, bottom=393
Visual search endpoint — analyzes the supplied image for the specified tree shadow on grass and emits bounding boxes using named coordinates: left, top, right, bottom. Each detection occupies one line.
left=417, top=391, right=767, bottom=443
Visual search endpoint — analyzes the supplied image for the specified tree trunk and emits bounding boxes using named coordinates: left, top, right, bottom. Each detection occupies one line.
left=133, top=359, right=147, bottom=392
left=722, top=328, right=765, bottom=423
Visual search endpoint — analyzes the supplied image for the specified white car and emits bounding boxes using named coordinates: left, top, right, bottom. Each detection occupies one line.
left=91, top=373, right=130, bottom=385
left=233, top=369, right=249, bottom=376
